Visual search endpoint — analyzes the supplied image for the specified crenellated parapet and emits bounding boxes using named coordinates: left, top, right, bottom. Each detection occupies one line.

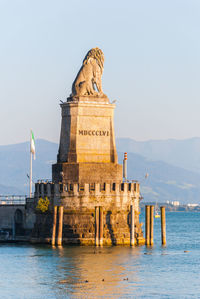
left=34, top=181, right=61, bottom=198
left=34, top=181, right=141, bottom=211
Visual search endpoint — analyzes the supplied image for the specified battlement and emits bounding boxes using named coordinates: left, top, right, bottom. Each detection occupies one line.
left=34, top=181, right=140, bottom=199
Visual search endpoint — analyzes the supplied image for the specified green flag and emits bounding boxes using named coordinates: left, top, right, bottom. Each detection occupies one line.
left=30, top=130, right=36, bottom=160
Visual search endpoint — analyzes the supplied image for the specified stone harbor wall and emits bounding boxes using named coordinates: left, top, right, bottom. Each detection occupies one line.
left=0, top=201, right=36, bottom=240
left=31, top=182, right=144, bottom=245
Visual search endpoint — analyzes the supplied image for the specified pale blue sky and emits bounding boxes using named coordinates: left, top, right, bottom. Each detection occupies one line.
left=1, top=0, right=200, bottom=145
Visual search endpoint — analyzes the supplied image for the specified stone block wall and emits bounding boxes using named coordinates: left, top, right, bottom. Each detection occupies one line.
left=31, top=181, right=145, bottom=245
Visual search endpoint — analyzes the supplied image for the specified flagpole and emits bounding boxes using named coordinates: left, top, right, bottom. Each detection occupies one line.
left=30, top=132, right=32, bottom=198
left=30, top=130, right=36, bottom=198
left=30, top=147, right=32, bottom=198
left=30, top=152, right=32, bottom=197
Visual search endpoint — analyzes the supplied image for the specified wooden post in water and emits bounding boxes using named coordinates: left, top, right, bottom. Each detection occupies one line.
left=95, top=206, right=99, bottom=246
left=99, top=206, right=104, bottom=246
left=130, top=204, right=135, bottom=246
left=160, top=206, right=166, bottom=245
left=57, top=206, right=64, bottom=246
left=145, top=205, right=150, bottom=245
left=51, top=206, right=57, bottom=246
left=150, top=205, right=154, bottom=246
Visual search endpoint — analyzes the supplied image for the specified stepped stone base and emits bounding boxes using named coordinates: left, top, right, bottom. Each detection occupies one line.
left=52, top=162, right=123, bottom=184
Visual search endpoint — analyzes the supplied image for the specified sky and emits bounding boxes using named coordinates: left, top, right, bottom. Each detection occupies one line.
left=0, top=0, right=200, bottom=145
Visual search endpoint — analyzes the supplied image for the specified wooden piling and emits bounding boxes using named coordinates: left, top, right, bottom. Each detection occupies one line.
left=99, top=206, right=103, bottom=246
left=145, top=205, right=150, bottom=245
left=95, top=206, right=99, bottom=246
left=130, top=205, right=135, bottom=246
left=161, top=206, right=166, bottom=245
left=150, top=205, right=154, bottom=246
left=51, top=206, right=57, bottom=246
left=57, top=206, right=63, bottom=246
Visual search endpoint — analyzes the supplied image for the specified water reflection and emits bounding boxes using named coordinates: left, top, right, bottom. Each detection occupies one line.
left=55, top=246, right=142, bottom=298
left=1, top=213, right=200, bottom=298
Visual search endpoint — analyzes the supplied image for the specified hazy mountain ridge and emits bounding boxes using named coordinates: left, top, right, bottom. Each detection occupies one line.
left=118, top=152, right=200, bottom=203
left=1, top=138, right=200, bottom=203
left=116, top=137, right=200, bottom=173
left=0, top=139, right=58, bottom=195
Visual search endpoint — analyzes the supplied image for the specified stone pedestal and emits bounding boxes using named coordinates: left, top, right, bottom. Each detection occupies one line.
left=52, top=95, right=122, bottom=184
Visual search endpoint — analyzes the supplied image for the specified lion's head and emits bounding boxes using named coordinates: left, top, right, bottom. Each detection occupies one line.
left=83, top=47, right=104, bottom=71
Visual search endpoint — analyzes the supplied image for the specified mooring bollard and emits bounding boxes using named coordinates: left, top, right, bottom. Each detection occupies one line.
left=130, top=204, right=135, bottom=246
left=99, top=206, right=104, bottom=246
left=150, top=205, right=154, bottom=246
left=160, top=206, right=166, bottom=245
left=145, top=205, right=150, bottom=245
left=95, top=206, right=99, bottom=246
left=57, top=206, right=64, bottom=246
left=51, top=205, right=57, bottom=246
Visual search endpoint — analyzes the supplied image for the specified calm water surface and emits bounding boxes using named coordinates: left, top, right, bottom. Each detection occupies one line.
left=1, top=212, right=200, bottom=298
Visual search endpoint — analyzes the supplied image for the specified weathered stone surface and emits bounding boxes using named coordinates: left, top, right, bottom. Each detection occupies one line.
left=0, top=203, right=35, bottom=237
left=71, top=48, right=105, bottom=97
left=56, top=101, right=118, bottom=164
left=52, top=162, right=122, bottom=184
left=32, top=182, right=144, bottom=245
left=31, top=206, right=144, bottom=245
left=53, top=98, right=122, bottom=184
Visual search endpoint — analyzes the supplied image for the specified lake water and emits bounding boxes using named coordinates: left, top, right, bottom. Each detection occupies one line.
left=1, top=212, right=200, bottom=298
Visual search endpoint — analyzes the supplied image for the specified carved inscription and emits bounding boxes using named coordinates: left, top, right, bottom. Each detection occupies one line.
left=79, top=130, right=109, bottom=136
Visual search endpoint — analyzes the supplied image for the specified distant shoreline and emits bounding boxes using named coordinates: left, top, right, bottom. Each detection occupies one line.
left=141, top=202, right=200, bottom=212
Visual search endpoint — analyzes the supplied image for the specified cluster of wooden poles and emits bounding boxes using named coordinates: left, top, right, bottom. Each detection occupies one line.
left=51, top=204, right=166, bottom=246
left=51, top=204, right=135, bottom=247
left=145, top=205, right=166, bottom=246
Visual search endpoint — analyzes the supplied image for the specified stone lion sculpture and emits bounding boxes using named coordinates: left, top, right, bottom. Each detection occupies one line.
left=71, top=47, right=104, bottom=97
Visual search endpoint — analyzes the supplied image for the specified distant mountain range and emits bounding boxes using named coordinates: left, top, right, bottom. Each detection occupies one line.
left=1, top=137, right=200, bottom=204
left=0, top=140, right=58, bottom=195
left=116, top=137, right=200, bottom=173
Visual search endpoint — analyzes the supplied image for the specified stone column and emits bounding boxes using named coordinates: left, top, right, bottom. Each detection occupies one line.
left=51, top=206, right=57, bottom=246
left=130, top=204, right=135, bottom=246
left=99, top=206, right=103, bottom=246
left=57, top=206, right=64, bottom=246
left=47, top=183, right=51, bottom=197
left=54, top=184, right=60, bottom=196
left=40, top=183, right=44, bottom=198
left=95, top=206, right=99, bottom=246
left=35, top=183, right=39, bottom=197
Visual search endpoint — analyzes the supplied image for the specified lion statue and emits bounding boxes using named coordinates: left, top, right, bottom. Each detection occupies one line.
left=71, top=47, right=105, bottom=97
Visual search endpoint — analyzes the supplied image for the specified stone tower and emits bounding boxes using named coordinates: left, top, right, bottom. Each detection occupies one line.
left=32, top=48, right=144, bottom=245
